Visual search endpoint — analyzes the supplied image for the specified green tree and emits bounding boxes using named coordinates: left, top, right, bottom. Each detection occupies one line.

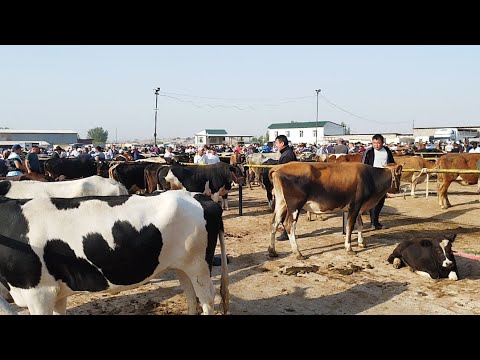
left=251, top=135, right=266, bottom=144
left=87, top=127, right=109, bottom=143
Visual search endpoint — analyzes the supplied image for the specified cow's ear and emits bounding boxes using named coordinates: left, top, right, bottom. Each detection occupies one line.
left=446, top=234, right=457, bottom=243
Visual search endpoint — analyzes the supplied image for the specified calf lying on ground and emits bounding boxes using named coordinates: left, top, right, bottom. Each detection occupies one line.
left=0, top=191, right=229, bottom=315
left=387, top=234, right=459, bottom=280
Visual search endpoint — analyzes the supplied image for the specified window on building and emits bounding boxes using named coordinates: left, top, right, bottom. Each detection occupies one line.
left=199, top=137, right=203, bottom=143
left=299, top=130, right=304, bottom=137
left=313, top=130, right=317, bottom=137
left=285, top=131, right=290, bottom=137
left=274, top=131, right=278, bottom=138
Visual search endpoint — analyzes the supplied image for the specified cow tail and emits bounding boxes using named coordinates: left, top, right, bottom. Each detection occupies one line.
left=218, top=221, right=229, bottom=315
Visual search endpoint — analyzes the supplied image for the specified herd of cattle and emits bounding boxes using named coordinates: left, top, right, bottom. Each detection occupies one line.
left=0, top=151, right=479, bottom=315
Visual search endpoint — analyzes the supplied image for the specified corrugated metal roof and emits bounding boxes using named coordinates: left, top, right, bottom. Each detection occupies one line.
left=0, top=129, right=77, bottom=134
left=268, top=121, right=332, bottom=129
left=204, top=129, right=228, bottom=135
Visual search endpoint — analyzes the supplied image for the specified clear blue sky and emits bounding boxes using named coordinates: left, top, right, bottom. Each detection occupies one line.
left=1, top=45, right=479, bottom=142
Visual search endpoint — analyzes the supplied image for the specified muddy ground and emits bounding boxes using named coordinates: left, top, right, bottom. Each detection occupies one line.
left=12, top=180, right=480, bottom=315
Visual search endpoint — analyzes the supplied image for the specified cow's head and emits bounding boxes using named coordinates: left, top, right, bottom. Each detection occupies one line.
left=386, top=163, right=403, bottom=193
left=434, top=234, right=457, bottom=269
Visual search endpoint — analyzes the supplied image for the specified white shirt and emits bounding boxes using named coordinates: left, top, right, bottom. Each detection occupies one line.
left=205, top=153, right=220, bottom=164
left=468, top=147, right=480, bottom=153
left=164, top=150, right=174, bottom=158
left=373, top=148, right=389, bottom=168
left=194, top=154, right=207, bottom=164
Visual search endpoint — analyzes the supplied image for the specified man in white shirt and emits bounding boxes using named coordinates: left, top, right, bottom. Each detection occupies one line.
left=164, top=146, right=174, bottom=158
left=362, top=134, right=395, bottom=230
left=205, top=149, right=220, bottom=164
left=468, top=142, right=480, bottom=153
left=193, top=148, right=207, bottom=164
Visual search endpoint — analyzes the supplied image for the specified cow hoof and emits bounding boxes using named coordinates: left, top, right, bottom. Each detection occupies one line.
left=268, top=247, right=278, bottom=258
left=296, top=254, right=307, bottom=260
left=224, top=207, right=230, bottom=211
left=358, top=243, right=366, bottom=248
left=393, top=258, right=402, bottom=269
left=448, top=271, right=458, bottom=281
left=347, top=250, right=357, bottom=255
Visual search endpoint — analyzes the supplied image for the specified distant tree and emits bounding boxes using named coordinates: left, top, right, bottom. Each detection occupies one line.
left=87, top=127, right=109, bottom=143
left=0, top=127, right=9, bottom=129
left=252, top=135, right=266, bottom=144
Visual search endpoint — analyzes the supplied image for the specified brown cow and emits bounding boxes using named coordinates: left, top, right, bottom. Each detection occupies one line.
left=436, top=153, right=480, bottom=209
left=268, top=162, right=402, bottom=259
left=325, top=153, right=363, bottom=163
left=394, top=156, right=436, bottom=197
left=0, top=173, right=53, bottom=182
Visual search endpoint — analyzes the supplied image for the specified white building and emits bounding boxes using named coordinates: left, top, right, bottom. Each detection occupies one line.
left=267, top=121, right=345, bottom=145
left=194, top=129, right=254, bottom=146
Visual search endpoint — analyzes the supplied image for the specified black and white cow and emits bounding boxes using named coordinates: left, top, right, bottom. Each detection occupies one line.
left=387, top=234, right=459, bottom=280
left=0, top=176, right=128, bottom=198
left=158, top=162, right=234, bottom=210
left=0, top=191, right=229, bottom=315
left=109, top=162, right=151, bottom=194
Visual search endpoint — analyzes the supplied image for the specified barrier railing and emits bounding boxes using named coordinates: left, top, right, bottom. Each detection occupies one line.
left=174, top=162, right=480, bottom=215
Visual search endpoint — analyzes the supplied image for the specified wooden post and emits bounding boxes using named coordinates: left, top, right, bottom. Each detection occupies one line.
left=238, top=179, right=243, bottom=216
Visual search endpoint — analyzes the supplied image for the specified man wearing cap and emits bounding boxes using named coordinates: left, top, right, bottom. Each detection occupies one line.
left=25, top=144, right=41, bottom=174
left=333, top=138, right=349, bottom=154
left=6, top=144, right=27, bottom=177
left=51, top=146, right=63, bottom=159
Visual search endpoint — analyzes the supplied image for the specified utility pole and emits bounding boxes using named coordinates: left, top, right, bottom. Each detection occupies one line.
left=154, top=87, right=160, bottom=146
left=315, top=89, right=321, bottom=145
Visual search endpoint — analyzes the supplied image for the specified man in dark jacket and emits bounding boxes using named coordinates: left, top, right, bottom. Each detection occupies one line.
left=362, top=134, right=395, bottom=230
left=275, top=135, right=297, bottom=240
left=276, top=135, right=297, bottom=164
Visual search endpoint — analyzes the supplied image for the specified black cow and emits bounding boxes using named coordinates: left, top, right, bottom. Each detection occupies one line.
left=109, top=162, right=151, bottom=194
left=388, top=234, right=459, bottom=280
left=261, top=158, right=278, bottom=210
left=159, top=162, right=234, bottom=210
left=44, top=158, right=108, bottom=180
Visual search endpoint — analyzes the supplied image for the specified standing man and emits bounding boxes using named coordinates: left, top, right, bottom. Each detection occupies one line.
left=275, top=134, right=297, bottom=241
left=6, top=144, right=27, bottom=177
left=362, top=134, right=395, bottom=230
left=333, top=137, right=349, bottom=154
left=25, top=144, right=41, bottom=174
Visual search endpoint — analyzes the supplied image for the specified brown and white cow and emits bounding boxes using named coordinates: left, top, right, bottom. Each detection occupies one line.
left=394, top=156, right=436, bottom=197
left=268, top=162, right=403, bottom=259
left=436, top=153, right=480, bottom=209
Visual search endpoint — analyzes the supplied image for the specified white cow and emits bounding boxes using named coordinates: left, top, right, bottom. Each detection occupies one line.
left=0, top=175, right=128, bottom=198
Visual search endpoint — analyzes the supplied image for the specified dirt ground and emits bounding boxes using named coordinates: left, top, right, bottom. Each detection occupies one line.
left=12, top=180, right=480, bottom=315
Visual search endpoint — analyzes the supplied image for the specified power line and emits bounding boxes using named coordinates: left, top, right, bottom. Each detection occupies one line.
left=319, top=93, right=411, bottom=125
left=160, top=90, right=313, bottom=102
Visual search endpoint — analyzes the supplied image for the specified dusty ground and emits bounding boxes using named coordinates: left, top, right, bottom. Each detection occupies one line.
left=12, top=180, right=480, bottom=315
